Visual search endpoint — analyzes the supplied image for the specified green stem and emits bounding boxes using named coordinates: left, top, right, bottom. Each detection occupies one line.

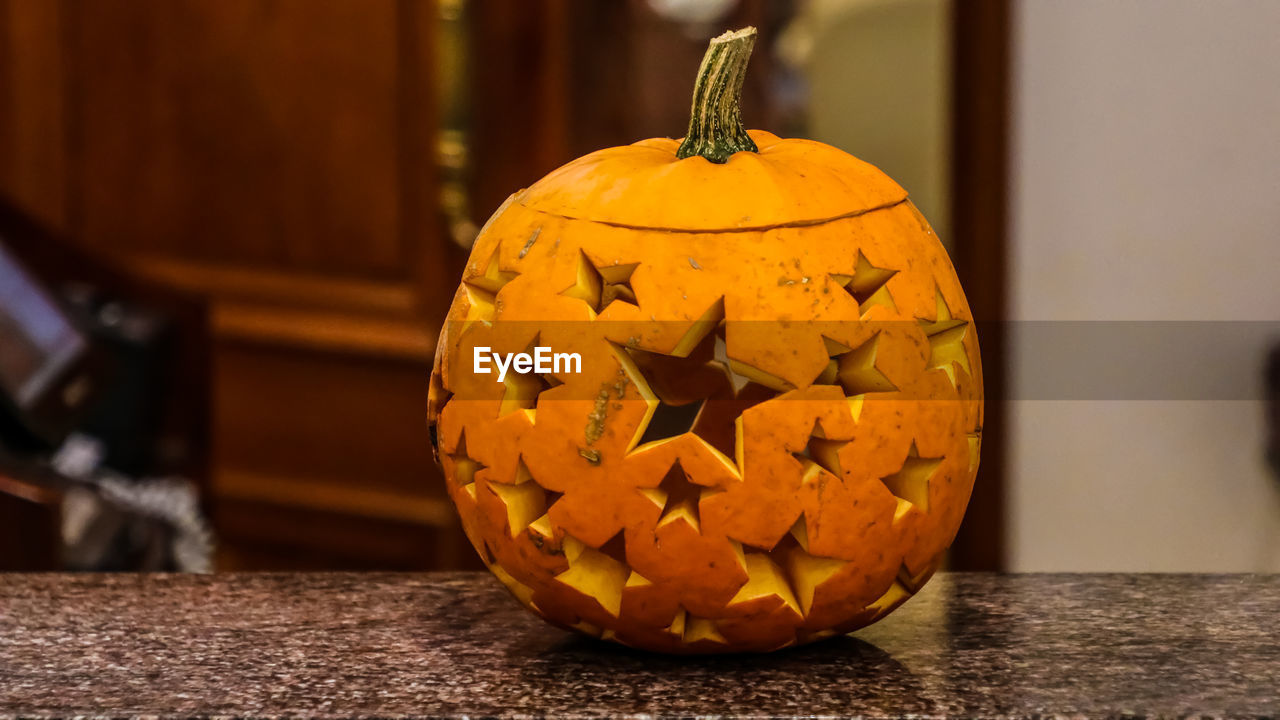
left=676, top=27, right=759, bottom=164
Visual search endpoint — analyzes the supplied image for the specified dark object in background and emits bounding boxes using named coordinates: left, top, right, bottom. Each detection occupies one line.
left=0, top=198, right=210, bottom=482
left=0, top=448, right=212, bottom=572
left=0, top=249, right=209, bottom=569
left=0, top=240, right=176, bottom=478
left=0, top=198, right=211, bottom=571
left=52, top=436, right=213, bottom=572
left=0, top=244, right=105, bottom=452
left=1267, top=345, right=1280, bottom=479
left=63, top=286, right=176, bottom=476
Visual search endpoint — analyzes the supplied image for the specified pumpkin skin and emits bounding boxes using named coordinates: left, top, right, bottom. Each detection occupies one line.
left=428, top=33, right=981, bottom=654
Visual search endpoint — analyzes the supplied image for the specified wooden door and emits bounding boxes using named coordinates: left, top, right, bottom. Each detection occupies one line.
left=1, top=0, right=470, bottom=569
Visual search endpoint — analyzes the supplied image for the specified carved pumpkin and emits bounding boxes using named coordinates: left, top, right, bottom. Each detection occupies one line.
left=428, top=27, right=981, bottom=653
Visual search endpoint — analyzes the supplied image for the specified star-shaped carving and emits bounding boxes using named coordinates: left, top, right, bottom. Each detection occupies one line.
left=526, top=493, right=563, bottom=546
left=898, top=558, right=939, bottom=593
left=561, top=251, right=640, bottom=314
left=498, top=334, right=565, bottom=418
left=619, top=327, right=731, bottom=447
left=783, top=515, right=848, bottom=616
left=605, top=304, right=788, bottom=466
left=619, top=328, right=779, bottom=461
left=448, top=430, right=487, bottom=500
left=597, top=530, right=629, bottom=565
left=791, top=419, right=849, bottom=481
left=488, top=476, right=547, bottom=539
left=638, top=461, right=705, bottom=532
left=967, top=432, right=981, bottom=472
left=816, top=333, right=899, bottom=396
left=636, top=396, right=705, bottom=447
left=864, top=578, right=912, bottom=619
left=880, top=441, right=942, bottom=517
left=832, top=251, right=898, bottom=315
left=599, top=263, right=639, bottom=310
left=918, top=289, right=971, bottom=387
left=554, top=534, right=629, bottom=617
left=814, top=336, right=847, bottom=386
left=463, top=243, right=518, bottom=325
left=727, top=551, right=802, bottom=617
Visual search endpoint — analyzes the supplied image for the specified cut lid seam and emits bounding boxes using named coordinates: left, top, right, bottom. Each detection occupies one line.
left=515, top=197, right=909, bottom=234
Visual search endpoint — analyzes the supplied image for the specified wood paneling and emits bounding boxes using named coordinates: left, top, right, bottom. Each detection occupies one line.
left=1, top=0, right=462, bottom=570
left=213, top=344, right=441, bottom=498
left=0, top=0, right=69, bottom=229
left=468, top=0, right=574, bottom=218
left=68, top=0, right=405, bottom=276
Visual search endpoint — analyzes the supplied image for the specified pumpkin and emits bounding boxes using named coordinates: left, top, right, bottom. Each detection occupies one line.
left=428, top=27, right=981, bottom=653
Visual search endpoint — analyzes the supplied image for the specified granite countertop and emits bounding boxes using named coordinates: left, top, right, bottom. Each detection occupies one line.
left=0, top=572, right=1276, bottom=719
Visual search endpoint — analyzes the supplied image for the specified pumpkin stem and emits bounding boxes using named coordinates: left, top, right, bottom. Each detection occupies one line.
left=677, top=26, right=759, bottom=164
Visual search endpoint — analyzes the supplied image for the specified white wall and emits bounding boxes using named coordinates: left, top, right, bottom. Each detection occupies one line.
left=1009, top=0, right=1280, bottom=570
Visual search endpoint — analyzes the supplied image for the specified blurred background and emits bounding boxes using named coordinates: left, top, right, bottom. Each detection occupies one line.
left=0, top=0, right=1276, bottom=573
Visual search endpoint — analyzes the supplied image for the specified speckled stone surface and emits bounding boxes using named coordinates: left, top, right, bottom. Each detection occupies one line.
left=0, top=572, right=1276, bottom=719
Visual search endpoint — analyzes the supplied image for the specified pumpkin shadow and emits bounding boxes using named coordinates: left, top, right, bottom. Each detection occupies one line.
left=513, top=632, right=928, bottom=713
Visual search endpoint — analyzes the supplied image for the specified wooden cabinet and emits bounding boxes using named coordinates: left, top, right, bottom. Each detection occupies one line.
left=0, top=0, right=472, bottom=569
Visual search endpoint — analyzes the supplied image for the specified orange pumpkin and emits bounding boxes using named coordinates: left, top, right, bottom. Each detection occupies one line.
left=428, top=27, right=981, bottom=653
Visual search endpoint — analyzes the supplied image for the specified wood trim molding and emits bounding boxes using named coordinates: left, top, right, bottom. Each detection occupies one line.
left=212, top=302, right=435, bottom=361
left=121, top=255, right=422, bottom=315
left=215, top=469, right=454, bottom=527
left=119, top=255, right=439, bottom=360
left=949, top=0, right=1011, bottom=571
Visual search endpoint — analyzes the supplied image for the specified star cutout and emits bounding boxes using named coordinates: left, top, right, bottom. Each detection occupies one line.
left=427, top=371, right=452, bottom=462
left=638, top=461, right=705, bottom=532
left=501, top=370, right=562, bottom=418
left=463, top=243, right=518, bottom=324
left=636, top=396, right=705, bottom=447
left=620, top=333, right=778, bottom=461
left=554, top=534, right=629, bottom=617
left=599, top=263, right=639, bottom=310
left=465, top=242, right=519, bottom=294
left=526, top=487, right=563, bottom=547
left=611, top=310, right=785, bottom=463
left=864, top=578, right=912, bottom=619
left=619, top=329, right=732, bottom=450
left=880, top=442, right=942, bottom=517
left=816, top=333, right=899, bottom=396
left=792, top=419, right=849, bottom=481
left=597, top=530, right=629, bottom=565
left=727, top=551, right=802, bottom=617
left=561, top=251, right=640, bottom=314
left=488, top=477, right=548, bottom=539
left=918, top=289, right=971, bottom=387
left=498, top=334, right=564, bottom=418
left=448, top=430, right=487, bottom=500
left=832, top=251, right=898, bottom=315
left=783, top=516, right=848, bottom=616
left=898, top=559, right=939, bottom=593
left=967, top=432, right=981, bottom=472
